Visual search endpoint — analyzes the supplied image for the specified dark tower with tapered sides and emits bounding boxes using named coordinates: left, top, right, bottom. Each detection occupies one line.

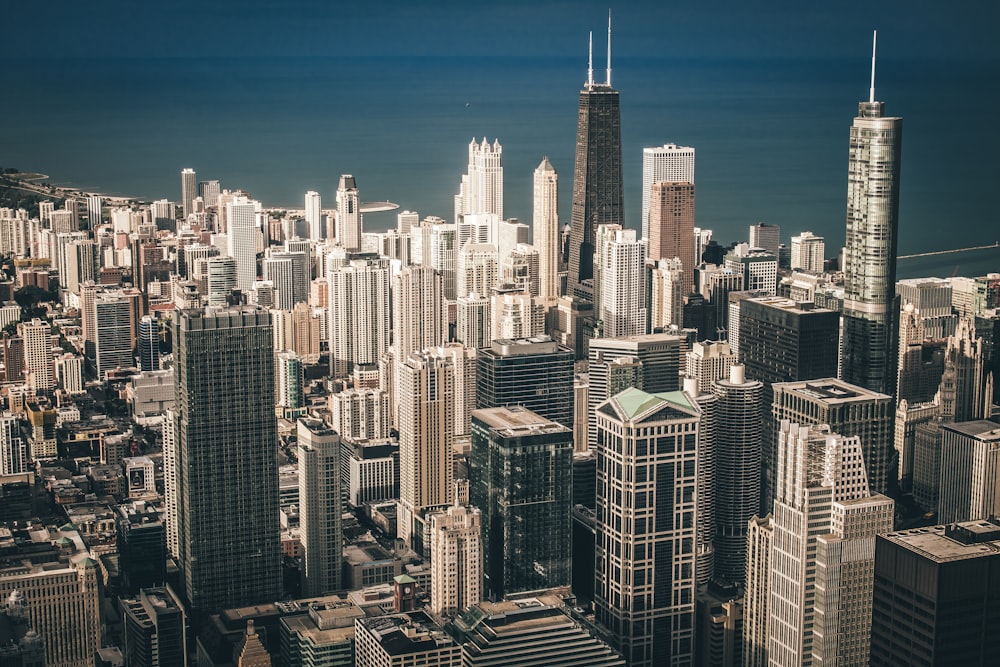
left=567, top=17, right=624, bottom=302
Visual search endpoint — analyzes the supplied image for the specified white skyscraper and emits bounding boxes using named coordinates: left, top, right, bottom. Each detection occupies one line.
left=328, top=257, right=391, bottom=378
left=748, top=222, right=781, bottom=258
left=330, top=388, right=391, bottom=440
left=298, top=417, right=343, bottom=597
left=790, top=231, right=826, bottom=273
left=491, top=291, right=546, bottom=341
left=392, top=265, right=448, bottom=366
left=598, top=229, right=647, bottom=338
left=162, top=408, right=180, bottom=560
left=456, top=138, right=503, bottom=221
left=641, top=144, right=695, bottom=241
left=649, top=257, right=685, bottom=331
left=427, top=501, right=482, bottom=616
left=263, top=250, right=309, bottom=310
left=533, top=157, right=560, bottom=300
left=500, top=243, right=540, bottom=297
left=336, top=175, right=361, bottom=251
left=22, top=318, right=53, bottom=391
left=181, top=167, right=197, bottom=219
left=305, top=190, right=322, bottom=241
left=457, top=243, right=498, bottom=300
left=429, top=222, right=458, bottom=300
left=275, top=351, right=305, bottom=419
left=226, top=196, right=261, bottom=292
left=456, top=293, right=491, bottom=351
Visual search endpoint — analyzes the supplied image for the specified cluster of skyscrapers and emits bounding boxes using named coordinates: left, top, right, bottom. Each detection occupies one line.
left=0, top=22, right=998, bottom=667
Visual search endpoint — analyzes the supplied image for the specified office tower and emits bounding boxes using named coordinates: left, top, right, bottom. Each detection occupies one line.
left=429, top=222, right=458, bottom=300
left=476, top=336, right=574, bottom=428
left=724, top=245, right=777, bottom=296
left=896, top=278, right=956, bottom=336
left=335, top=175, right=361, bottom=251
left=894, top=399, right=938, bottom=490
left=649, top=257, right=685, bottom=331
left=206, top=255, right=237, bottom=306
left=263, top=251, right=309, bottom=310
left=648, top=180, right=696, bottom=281
left=751, top=421, right=893, bottom=666
left=116, top=501, right=166, bottom=595
left=497, top=218, right=530, bottom=264
left=568, top=21, right=623, bottom=301
left=199, top=180, right=220, bottom=208
left=0, top=555, right=100, bottom=667
left=747, top=222, right=780, bottom=258
left=227, top=196, right=261, bottom=292
left=0, top=412, right=27, bottom=475
left=184, top=243, right=221, bottom=282
left=393, top=265, right=447, bottom=365
left=345, top=438, right=398, bottom=507
left=86, top=194, right=102, bottom=227
left=695, top=585, right=743, bottom=667
left=330, top=388, right=390, bottom=440
left=122, top=586, right=187, bottom=667
left=500, top=243, right=540, bottom=296
left=739, top=297, right=840, bottom=384
left=458, top=243, right=498, bottom=300
left=327, top=257, right=390, bottom=378
left=137, top=315, right=160, bottom=372
left=937, top=421, right=1000, bottom=523
left=937, top=317, right=993, bottom=422
left=871, top=521, right=1000, bottom=666
left=841, top=36, right=903, bottom=395
left=161, top=408, right=179, bottom=561
left=685, top=340, right=737, bottom=394
left=92, top=290, right=137, bottom=377
left=490, top=290, right=546, bottom=341
left=355, top=612, right=461, bottom=666
left=298, top=417, right=343, bottom=597
left=696, top=264, right=744, bottom=336
left=896, top=305, right=947, bottom=404
left=151, top=199, right=174, bottom=232
left=743, top=514, right=772, bottom=667
left=21, top=319, right=53, bottom=392
left=305, top=190, right=322, bottom=241
left=594, top=387, right=698, bottom=666
left=597, top=229, right=647, bottom=338
left=398, top=349, right=455, bottom=550
left=437, top=342, right=477, bottom=436
left=397, top=209, right=418, bottom=235
left=771, top=378, right=894, bottom=496
left=275, top=351, right=305, bottom=419
left=590, top=223, right=621, bottom=318
left=456, top=294, right=490, bottom=350
left=181, top=168, right=197, bottom=219
left=789, top=231, right=825, bottom=273
left=456, top=138, right=504, bottom=221
left=587, top=333, right=684, bottom=444
left=683, top=377, right=719, bottom=587
left=174, top=307, right=281, bottom=612
left=427, top=501, right=482, bottom=616
left=453, top=595, right=626, bottom=666
left=642, top=143, right=695, bottom=241
left=711, top=365, right=763, bottom=585
left=533, top=157, right=560, bottom=300
left=470, top=407, right=572, bottom=600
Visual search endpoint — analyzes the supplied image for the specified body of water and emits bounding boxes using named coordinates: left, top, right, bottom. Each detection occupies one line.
left=1, top=55, right=997, bottom=270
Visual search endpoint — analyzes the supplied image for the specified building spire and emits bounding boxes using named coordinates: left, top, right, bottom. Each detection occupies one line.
left=588, top=31, right=594, bottom=86
left=869, top=29, right=877, bottom=103
left=606, top=9, right=613, bottom=86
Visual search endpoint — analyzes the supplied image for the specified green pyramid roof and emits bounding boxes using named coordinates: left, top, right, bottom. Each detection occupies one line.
left=613, top=387, right=694, bottom=420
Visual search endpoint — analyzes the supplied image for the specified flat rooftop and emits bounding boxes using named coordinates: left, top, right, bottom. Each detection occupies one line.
left=473, top=406, right=570, bottom=435
left=774, top=378, right=891, bottom=403
left=882, top=521, right=1000, bottom=564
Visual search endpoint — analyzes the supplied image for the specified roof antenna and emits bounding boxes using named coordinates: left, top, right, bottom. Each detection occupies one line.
left=869, top=29, right=877, bottom=103
left=588, top=31, right=594, bottom=87
left=606, top=9, right=613, bottom=87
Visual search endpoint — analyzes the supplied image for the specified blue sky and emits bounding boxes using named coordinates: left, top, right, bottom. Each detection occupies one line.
left=4, top=1, right=997, bottom=61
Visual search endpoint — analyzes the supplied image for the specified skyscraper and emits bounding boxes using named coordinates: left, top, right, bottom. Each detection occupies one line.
left=263, top=250, right=309, bottom=310
left=648, top=181, right=696, bottom=281
left=641, top=143, right=695, bottom=241
left=841, top=33, right=903, bottom=395
left=747, top=222, right=780, bottom=258
left=305, top=190, right=322, bottom=241
left=568, top=19, right=623, bottom=301
left=533, top=157, right=560, bottom=300
left=476, top=336, right=574, bottom=429
left=456, top=138, right=504, bottom=221
left=427, top=501, right=482, bottom=616
left=594, top=387, right=699, bottom=667
left=227, top=196, right=261, bottom=292
left=336, top=175, right=361, bottom=251
left=174, top=307, right=281, bottom=612
left=0, top=411, right=27, bottom=475
left=470, top=406, right=572, bottom=600
left=789, top=231, right=825, bottom=273
left=392, top=265, right=448, bottom=366
left=181, top=168, right=196, bottom=220
left=297, top=417, right=342, bottom=597
left=21, top=318, right=53, bottom=392
left=327, top=257, right=391, bottom=378
left=137, top=315, right=160, bottom=372
left=597, top=228, right=647, bottom=338
left=122, top=586, right=187, bottom=667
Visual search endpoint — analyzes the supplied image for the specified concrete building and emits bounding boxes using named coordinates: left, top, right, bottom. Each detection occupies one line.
left=354, top=611, right=460, bottom=667
left=0, top=412, right=27, bottom=476
left=937, top=420, right=1000, bottom=523
left=226, top=196, right=262, bottom=292
left=685, top=340, right=737, bottom=394
left=279, top=598, right=361, bottom=667
left=533, top=157, right=560, bottom=301
left=330, top=388, right=391, bottom=441
left=748, top=222, right=780, bottom=258
left=298, top=417, right=343, bottom=597
left=643, top=143, right=695, bottom=252
left=327, top=257, right=390, bottom=378
left=427, top=502, right=482, bottom=616
left=181, top=168, right=197, bottom=219
left=335, top=175, right=361, bottom=252
left=597, top=228, right=647, bottom=338
left=789, top=231, right=825, bottom=274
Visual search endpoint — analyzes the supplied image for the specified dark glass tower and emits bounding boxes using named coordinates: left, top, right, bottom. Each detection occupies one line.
left=475, top=336, right=574, bottom=429
left=174, top=307, right=281, bottom=613
left=138, top=315, right=160, bottom=372
left=841, top=33, right=903, bottom=396
left=568, top=24, right=624, bottom=301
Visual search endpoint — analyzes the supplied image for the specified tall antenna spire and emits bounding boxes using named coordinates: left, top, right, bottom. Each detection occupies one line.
left=869, top=29, right=877, bottom=103
left=588, top=31, right=594, bottom=87
left=606, top=9, right=612, bottom=86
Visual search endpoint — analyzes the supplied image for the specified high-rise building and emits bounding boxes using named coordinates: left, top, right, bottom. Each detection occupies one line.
left=470, top=406, right=572, bottom=600
left=115, top=501, right=166, bottom=596
left=355, top=612, right=461, bottom=667
left=789, top=231, right=825, bottom=274
left=642, top=143, right=695, bottom=242
left=594, top=387, right=699, bottom=667
left=456, top=138, right=504, bottom=221
left=429, top=222, right=458, bottom=300
left=771, top=378, right=895, bottom=497
left=870, top=520, right=1000, bottom=666
left=227, top=196, right=261, bottom=292
left=597, top=228, right=647, bottom=338
left=711, top=365, right=763, bottom=585
left=649, top=257, right=686, bottom=331
left=841, top=35, right=903, bottom=396
left=427, top=501, right=482, bottom=616
left=275, top=351, right=305, bottom=419
left=336, top=175, right=361, bottom=252
left=500, top=243, right=540, bottom=297
left=937, top=317, right=993, bottom=422
left=683, top=378, right=719, bottom=587
left=398, top=349, right=456, bottom=550
left=685, top=339, right=737, bottom=394
left=937, top=420, right=1000, bottom=523
left=739, top=297, right=840, bottom=385
left=330, top=388, right=390, bottom=441
left=21, top=318, right=53, bottom=392
left=490, top=290, right=545, bottom=342
left=750, top=421, right=894, bottom=666
left=86, top=194, right=102, bottom=228
left=476, top=336, right=574, bottom=429
left=533, top=157, right=560, bottom=300
left=138, top=315, right=160, bottom=372
left=122, top=586, right=187, bottom=667
left=174, top=308, right=281, bottom=612
left=457, top=243, right=498, bottom=300
left=181, top=168, right=197, bottom=219
left=747, top=222, right=780, bottom=258
left=568, top=21, right=623, bottom=301
left=206, top=255, right=237, bottom=306
left=298, top=417, right=343, bottom=597
left=327, top=257, right=390, bottom=378
left=0, top=411, right=27, bottom=475
left=392, top=265, right=448, bottom=366
left=93, top=290, right=137, bottom=377
left=305, top=191, right=322, bottom=241
left=263, top=251, right=309, bottom=310
left=198, top=180, right=220, bottom=208
left=648, top=181, right=696, bottom=287
left=724, top=245, right=777, bottom=297
left=743, top=515, right=772, bottom=667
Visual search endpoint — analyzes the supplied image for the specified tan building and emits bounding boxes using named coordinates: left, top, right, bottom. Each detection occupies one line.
left=427, top=502, right=482, bottom=616
left=354, top=611, right=460, bottom=667
left=647, top=181, right=695, bottom=282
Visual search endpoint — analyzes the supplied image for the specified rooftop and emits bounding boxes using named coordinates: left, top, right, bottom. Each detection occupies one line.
left=882, top=521, right=1000, bottom=563
left=473, top=406, right=570, bottom=436
left=774, top=378, right=892, bottom=403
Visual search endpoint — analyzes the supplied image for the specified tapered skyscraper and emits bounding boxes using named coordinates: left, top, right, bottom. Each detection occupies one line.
left=568, top=18, right=624, bottom=301
left=336, top=175, right=361, bottom=252
left=533, top=157, right=560, bottom=300
left=841, top=32, right=903, bottom=396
